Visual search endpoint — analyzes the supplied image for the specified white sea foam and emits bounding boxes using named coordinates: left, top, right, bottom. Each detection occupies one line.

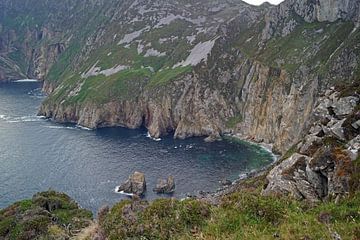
left=14, top=79, right=39, bottom=83
left=76, top=125, right=93, bottom=131
left=114, top=186, right=134, bottom=196
left=45, top=126, right=76, bottom=130
left=6, top=115, right=46, bottom=123
left=45, top=124, right=92, bottom=131
left=146, top=132, right=161, bottom=141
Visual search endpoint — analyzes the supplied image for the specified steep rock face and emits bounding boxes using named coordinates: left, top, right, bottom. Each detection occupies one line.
left=1, top=0, right=359, bottom=154
left=261, top=0, right=360, bottom=42
left=0, top=0, right=119, bottom=81
left=292, top=0, right=360, bottom=23
left=234, top=64, right=318, bottom=151
left=263, top=88, right=360, bottom=201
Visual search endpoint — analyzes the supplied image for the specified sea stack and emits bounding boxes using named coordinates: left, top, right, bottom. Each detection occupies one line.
left=118, top=171, right=146, bottom=196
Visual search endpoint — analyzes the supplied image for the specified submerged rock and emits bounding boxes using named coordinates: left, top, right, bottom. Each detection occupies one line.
left=220, top=179, right=232, bottom=186
left=118, top=171, right=146, bottom=196
left=153, top=176, right=175, bottom=194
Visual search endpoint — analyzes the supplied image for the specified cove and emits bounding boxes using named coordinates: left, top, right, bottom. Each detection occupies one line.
left=0, top=82, right=274, bottom=213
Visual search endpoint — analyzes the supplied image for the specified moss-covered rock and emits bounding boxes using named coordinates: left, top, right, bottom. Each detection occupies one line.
left=0, top=190, right=92, bottom=240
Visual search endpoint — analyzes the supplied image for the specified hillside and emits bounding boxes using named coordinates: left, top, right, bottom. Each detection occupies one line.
left=0, top=0, right=358, bottom=152
left=0, top=0, right=359, bottom=239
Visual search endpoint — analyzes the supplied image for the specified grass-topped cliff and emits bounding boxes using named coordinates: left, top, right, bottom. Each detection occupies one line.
left=0, top=0, right=359, bottom=238
left=1, top=0, right=359, bottom=152
left=0, top=191, right=92, bottom=240
left=95, top=178, right=360, bottom=240
left=2, top=173, right=359, bottom=240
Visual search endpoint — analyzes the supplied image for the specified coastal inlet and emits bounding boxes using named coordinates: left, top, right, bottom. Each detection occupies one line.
left=0, top=81, right=274, bottom=213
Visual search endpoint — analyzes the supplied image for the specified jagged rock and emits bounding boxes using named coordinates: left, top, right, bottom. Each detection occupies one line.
left=332, top=96, right=359, bottom=117
left=299, top=135, right=322, bottom=155
left=1, top=0, right=358, bottom=156
left=314, top=99, right=333, bottom=119
left=264, top=141, right=354, bottom=202
left=153, top=176, right=175, bottom=194
left=347, top=135, right=360, bottom=160
left=329, top=119, right=346, bottom=141
left=309, top=124, right=323, bottom=136
left=306, top=164, right=327, bottom=199
left=263, top=153, right=311, bottom=200
left=204, top=133, right=222, bottom=143
left=118, top=172, right=146, bottom=196
left=220, top=179, right=232, bottom=186
left=352, top=120, right=360, bottom=129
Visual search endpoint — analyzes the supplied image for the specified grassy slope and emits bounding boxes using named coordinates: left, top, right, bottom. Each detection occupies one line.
left=0, top=191, right=92, bottom=240
left=43, top=14, right=199, bottom=106
left=100, top=175, right=360, bottom=240
left=236, top=17, right=357, bottom=77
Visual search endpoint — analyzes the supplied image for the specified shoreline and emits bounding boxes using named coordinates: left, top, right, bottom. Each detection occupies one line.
left=195, top=134, right=281, bottom=203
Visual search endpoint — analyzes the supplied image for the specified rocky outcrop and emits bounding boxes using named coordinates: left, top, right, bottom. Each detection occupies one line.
left=1, top=0, right=358, bottom=156
left=0, top=191, right=93, bottom=240
left=261, top=0, right=360, bottom=42
left=36, top=0, right=360, bottom=155
left=117, top=171, right=147, bottom=196
left=263, top=88, right=360, bottom=202
left=0, top=0, right=113, bottom=81
left=153, top=176, right=175, bottom=194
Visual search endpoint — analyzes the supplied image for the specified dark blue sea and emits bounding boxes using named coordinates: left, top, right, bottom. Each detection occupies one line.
left=0, top=81, right=273, bottom=213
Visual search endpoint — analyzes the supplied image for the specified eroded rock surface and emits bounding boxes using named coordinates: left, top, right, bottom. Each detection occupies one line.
left=263, top=89, right=360, bottom=202
left=118, top=171, right=147, bottom=196
left=153, top=176, right=176, bottom=194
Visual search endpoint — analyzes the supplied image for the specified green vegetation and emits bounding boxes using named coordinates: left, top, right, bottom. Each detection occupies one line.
left=100, top=198, right=210, bottom=240
left=350, top=156, right=360, bottom=196
left=0, top=191, right=92, bottom=240
left=99, top=187, right=360, bottom=240
left=147, top=66, right=192, bottom=88
left=278, top=143, right=299, bottom=161
left=47, top=42, right=82, bottom=83
left=225, top=115, right=243, bottom=128
left=8, top=50, right=28, bottom=73
left=46, top=64, right=192, bottom=106
left=236, top=18, right=355, bottom=76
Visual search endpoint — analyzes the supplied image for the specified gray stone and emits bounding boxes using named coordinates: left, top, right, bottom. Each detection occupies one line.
left=309, top=124, right=323, bottom=136
left=351, top=120, right=360, bottom=129
left=220, top=179, right=232, bottom=186
left=263, top=153, right=311, bottom=200
left=299, top=135, right=322, bottom=155
left=306, top=165, right=327, bottom=198
left=332, top=96, right=359, bottom=116
left=330, top=119, right=346, bottom=141
left=153, top=176, right=175, bottom=194
left=118, top=171, right=146, bottom=196
left=347, top=135, right=360, bottom=160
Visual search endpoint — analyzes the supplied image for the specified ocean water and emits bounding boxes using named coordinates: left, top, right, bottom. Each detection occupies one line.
left=0, top=81, right=273, bottom=213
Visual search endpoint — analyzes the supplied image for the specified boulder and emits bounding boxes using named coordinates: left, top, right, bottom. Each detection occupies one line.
left=153, top=176, right=175, bottom=194
left=309, top=124, right=323, bottom=136
left=332, top=96, right=359, bottom=116
left=220, top=179, right=232, bottom=186
left=299, top=135, right=322, bottom=155
left=118, top=171, right=146, bottom=196
left=352, top=120, right=360, bottom=130
left=263, top=153, right=311, bottom=200
left=329, top=119, right=346, bottom=141
left=347, top=135, right=360, bottom=160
